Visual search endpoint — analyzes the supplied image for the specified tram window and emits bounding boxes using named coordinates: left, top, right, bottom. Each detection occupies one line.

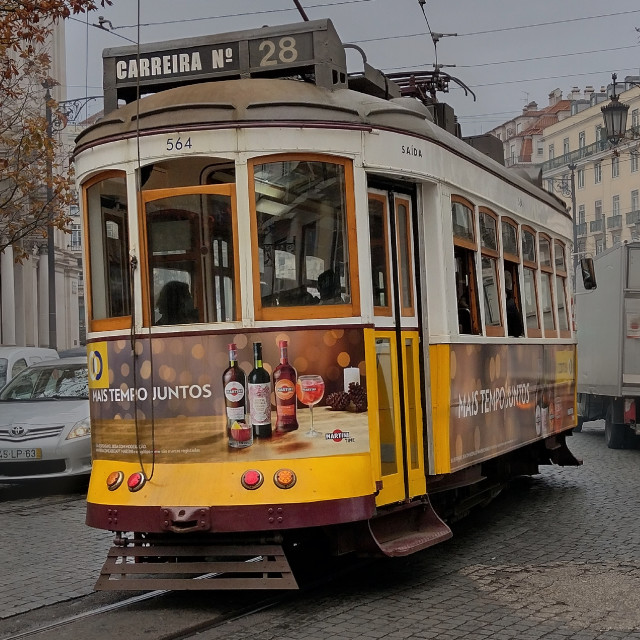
left=555, top=241, right=570, bottom=334
left=480, top=210, right=503, bottom=336
left=250, top=157, right=357, bottom=319
left=522, top=227, right=542, bottom=337
left=84, top=173, right=131, bottom=327
left=452, top=197, right=481, bottom=335
left=396, top=197, right=415, bottom=317
left=539, top=235, right=557, bottom=336
left=501, top=219, right=525, bottom=337
left=368, top=193, right=391, bottom=314
left=144, top=188, right=237, bottom=325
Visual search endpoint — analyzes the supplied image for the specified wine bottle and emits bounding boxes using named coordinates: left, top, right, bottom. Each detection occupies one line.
left=248, top=342, right=272, bottom=438
left=273, top=340, right=298, bottom=432
left=223, top=343, right=252, bottom=448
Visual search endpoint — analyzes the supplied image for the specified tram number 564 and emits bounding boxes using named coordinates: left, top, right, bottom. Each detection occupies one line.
left=258, top=37, right=299, bottom=66
left=166, top=137, right=192, bottom=151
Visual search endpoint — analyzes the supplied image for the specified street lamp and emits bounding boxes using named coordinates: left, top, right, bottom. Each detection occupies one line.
left=601, top=74, right=629, bottom=146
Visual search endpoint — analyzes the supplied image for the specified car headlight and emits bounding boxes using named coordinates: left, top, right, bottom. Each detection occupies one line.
left=66, top=417, right=91, bottom=440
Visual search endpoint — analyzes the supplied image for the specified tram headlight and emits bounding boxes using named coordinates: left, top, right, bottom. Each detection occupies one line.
left=127, top=471, right=146, bottom=492
left=106, top=471, right=125, bottom=491
left=241, top=469, right=264, bottom=490
left=274, top=468, right=296, bottom=489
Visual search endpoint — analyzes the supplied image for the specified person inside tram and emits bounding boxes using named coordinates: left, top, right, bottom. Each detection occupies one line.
left=156, top=281, right=198, bottom=325
left=318, top=269, right=342, bottom=304
left=505, top=272, right=524, bottom=337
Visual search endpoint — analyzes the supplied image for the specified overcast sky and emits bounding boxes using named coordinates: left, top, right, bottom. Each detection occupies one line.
left=65, top=0, right=640, bottom=136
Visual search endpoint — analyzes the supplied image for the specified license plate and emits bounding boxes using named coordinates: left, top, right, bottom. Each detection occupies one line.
left=0, top=448, right=42, bottom=460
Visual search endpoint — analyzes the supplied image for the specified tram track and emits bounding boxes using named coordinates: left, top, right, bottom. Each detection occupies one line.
left=2, top=555, right=370, bottom=640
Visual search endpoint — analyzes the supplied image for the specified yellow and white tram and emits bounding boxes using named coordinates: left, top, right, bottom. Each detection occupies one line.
left=77, top=19, right=580, bottom=590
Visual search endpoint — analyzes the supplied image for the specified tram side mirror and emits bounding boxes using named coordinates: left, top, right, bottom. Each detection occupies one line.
left=580, top=257, right=597, bottom=290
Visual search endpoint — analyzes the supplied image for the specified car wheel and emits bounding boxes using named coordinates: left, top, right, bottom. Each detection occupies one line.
left=604, top=418, right=629, bottom=449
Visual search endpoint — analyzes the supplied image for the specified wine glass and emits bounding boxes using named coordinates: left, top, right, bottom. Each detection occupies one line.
left=296, top=375, right=325, bottom=437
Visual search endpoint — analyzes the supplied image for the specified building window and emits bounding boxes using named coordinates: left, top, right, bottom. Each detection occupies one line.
left=595, top=125, right=603, bottom=142
left=613, top=233, right=621, bottom=246
left=632, top=108, right=639, bottom=130
left=578, top=204, right=585, bottom=224
left=577, top=169, right=584, bottom=189
left=595, top=200, right=602, bottom=219
left=537, top=144, right=543, bottom=156
left=613, top=195, right=620, bottom=216
left=632, top=154, right=639, bottom=173
left=578, top=131, right=586, bottom=148
left=612, top=155, right=620, bottom=178
left=632, top=189, right=639, bottom=213
left=594, top=161, right=602, bottom=184
left=71, top=224, right=82, bottom=250
left=596, top=239, right=604, bottom=254
left=548, top=144, right=555, bottom=161
left=563, top=138, right=570, bottom=155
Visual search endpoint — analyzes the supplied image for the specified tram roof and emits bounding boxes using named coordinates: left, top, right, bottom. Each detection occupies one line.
left=75, top=77, right=568, bottom=217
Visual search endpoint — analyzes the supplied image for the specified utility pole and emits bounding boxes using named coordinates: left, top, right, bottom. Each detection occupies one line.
left=44, top=85, right=57, bottom=350
left=568, top=163, right=578, bottom=273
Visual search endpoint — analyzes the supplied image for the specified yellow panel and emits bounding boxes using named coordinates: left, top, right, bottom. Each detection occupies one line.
left=89, top=454, right=375, bottom=506
left=403, top=332, right=426, bottom=496
left=429, top=344, right=452, bottom=474
left=372, top=331, right=406, bottom=506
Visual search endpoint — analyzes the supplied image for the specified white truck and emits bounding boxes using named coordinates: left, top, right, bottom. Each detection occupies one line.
left=576, top=241, right=640, bottom=448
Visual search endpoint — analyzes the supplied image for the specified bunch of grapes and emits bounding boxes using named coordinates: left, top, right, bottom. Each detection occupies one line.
left=326, top=382, right=368, bottom=412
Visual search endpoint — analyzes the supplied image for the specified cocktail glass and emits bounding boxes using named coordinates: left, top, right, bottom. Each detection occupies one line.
left=296, top=375, right=325, bottom=437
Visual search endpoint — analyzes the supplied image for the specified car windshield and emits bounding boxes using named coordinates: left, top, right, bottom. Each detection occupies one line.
left=0, top=363, right=88, bottom=401
left=0, top=358, right=7, bottom=388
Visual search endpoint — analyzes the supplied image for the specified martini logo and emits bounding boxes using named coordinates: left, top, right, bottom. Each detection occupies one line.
left=275, top=379, right=295, bottom=401
left=88, top=342, right=109, bottom=389
left=325, top=429, right=353, bottom=443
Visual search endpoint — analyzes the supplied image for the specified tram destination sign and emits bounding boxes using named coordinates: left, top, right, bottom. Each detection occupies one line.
left=103, top=19, right=347, bottom=113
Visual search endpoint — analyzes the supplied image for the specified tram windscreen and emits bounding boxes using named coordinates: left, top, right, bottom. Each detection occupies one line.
left=252, top=159, right=351, bottom=308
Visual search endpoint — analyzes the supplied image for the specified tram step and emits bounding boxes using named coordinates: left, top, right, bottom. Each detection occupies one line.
left=367, top=499, right=452, bottom=557
left=95, top=541, right=298, bottom=591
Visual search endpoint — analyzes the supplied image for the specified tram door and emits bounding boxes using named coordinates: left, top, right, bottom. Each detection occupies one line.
left=368, top=189, right=426, bottom=506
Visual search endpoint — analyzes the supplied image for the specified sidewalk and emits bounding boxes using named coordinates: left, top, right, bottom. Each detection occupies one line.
left=0, top=491, right=112, bottom=620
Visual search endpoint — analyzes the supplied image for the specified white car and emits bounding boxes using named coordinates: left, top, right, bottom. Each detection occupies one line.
left=0, top=346, right=59, bottom=389
left=0, top=357, right=90, bottom=482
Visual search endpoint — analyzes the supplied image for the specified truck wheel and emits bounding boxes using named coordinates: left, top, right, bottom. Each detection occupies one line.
left=604, top=419, right=628, bottom=449
left=573, top=416, right=584, bottom=433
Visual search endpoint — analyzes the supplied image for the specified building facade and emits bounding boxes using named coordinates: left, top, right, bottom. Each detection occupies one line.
left=0, top=20, right=83, bottom=350
left=539, top=79, right=640, bottom=259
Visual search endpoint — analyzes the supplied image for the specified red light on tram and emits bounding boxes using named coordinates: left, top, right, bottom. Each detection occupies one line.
left=127, top=472, right=146, bottom=492
left=274, top=468, right=296, bottom=489
left=241, top=469, right=264, bottom=490
left=106, top=471, right=124, bottom=491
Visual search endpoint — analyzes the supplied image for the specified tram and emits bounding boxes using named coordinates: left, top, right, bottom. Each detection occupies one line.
left=77, top=19, right=582, bottom=590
